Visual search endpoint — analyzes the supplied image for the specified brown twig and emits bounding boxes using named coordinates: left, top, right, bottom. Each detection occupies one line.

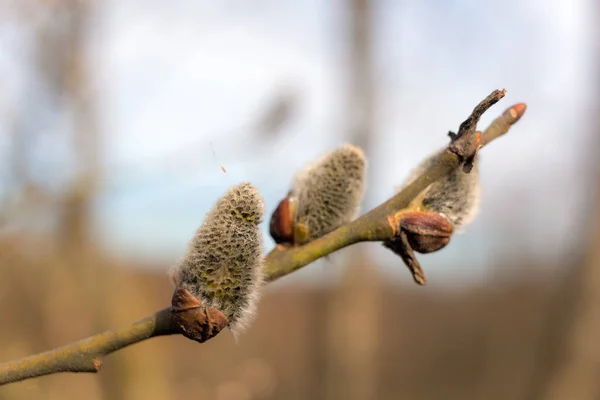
left=452, top=89, right=506, bottom=141
left=449, top=88, right=506, bottom=172
left=0, top=90, right=526, bottom=386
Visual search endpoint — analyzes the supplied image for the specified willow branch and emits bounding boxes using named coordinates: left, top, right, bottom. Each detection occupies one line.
left=0, top=308, right=176, bottom=385
left=481, top=102, right=526, bottom=146
left=0, top=90, right=526, bottom=386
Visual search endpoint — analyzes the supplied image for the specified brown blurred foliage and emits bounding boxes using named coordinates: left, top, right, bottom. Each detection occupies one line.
left=0, top=234, right=590, bottom=400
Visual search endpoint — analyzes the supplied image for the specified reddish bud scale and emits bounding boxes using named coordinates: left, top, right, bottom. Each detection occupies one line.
left=171, top=288, right=229, bottom=343
left=269, top=195, right=295, bottom=245
left=506, top=103, right=527, bottom=123
left=399, top=211, right=453, bottom=254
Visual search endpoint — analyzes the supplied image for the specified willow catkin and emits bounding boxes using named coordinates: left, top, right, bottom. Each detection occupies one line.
left=171, top=182, right=265, bottom=338
left=400, top=149, right=481, bottom=231
left=292, top=144, right=367, bottom=243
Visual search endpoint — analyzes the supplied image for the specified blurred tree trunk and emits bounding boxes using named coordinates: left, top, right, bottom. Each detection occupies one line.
left=541, top=27, right=600, bottom=399
left=51, top=0, right=98, bottom=256
left=51, top=3, right=174, bottom=399
left=538, top=24, right=600, bottom=400
left=10, top=2, right=174, bottom=399
left=542, top=144, right=600, bottom=400
left=347, top=0, right=375, bottom=156
left=11, top=2, right=105, bottom=399
left=325, top=265, right=382, bottom=400
left=324, top=1, right=382, bottom=399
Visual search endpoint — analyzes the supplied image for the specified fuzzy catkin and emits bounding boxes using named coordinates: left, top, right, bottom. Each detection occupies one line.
left=292, top=144, right=367, bottom=242
left=401, top=149, right=481, bottom=230
left=172, top=182, right=265, bottom=337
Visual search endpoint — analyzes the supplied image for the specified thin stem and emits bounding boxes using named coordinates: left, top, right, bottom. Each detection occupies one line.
left=0, top=91, right=526, bottom=386
left=0, top=308, right=176, bottom=384
left=481, top=103, right=527, bottom=147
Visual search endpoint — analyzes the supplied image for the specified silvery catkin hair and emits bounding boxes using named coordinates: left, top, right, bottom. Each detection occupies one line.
left=400, top=149, right=481, bottom=230
left=171, top=182, right=265, bottom=337
left=292, top=144, right=367, bottom=243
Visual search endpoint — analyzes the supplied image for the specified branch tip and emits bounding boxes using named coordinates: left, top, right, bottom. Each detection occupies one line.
left=456, top=88, right=506, bottom=139
left=507, top=103, right=527, bottom=123
left=480, top=101, right=527, bottom=147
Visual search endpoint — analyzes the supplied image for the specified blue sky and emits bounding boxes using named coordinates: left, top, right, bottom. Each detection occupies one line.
left=0, top=0, right=596, bottom=286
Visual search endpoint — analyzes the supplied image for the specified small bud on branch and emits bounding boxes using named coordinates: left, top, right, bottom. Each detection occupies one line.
left=170, top=288, right=229, bottom=343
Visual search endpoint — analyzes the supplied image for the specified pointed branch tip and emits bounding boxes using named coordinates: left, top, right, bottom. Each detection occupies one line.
left=507, top=103, right=527, bottom=123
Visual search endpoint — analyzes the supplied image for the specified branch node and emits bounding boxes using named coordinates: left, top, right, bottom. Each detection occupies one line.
left=449, top=88, right=506, bottom=172
left=92, top=359, right=102, bottom=372
left=387, top=215, right=398, bottom=236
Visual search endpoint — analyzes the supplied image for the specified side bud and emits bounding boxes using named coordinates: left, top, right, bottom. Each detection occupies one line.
left=385, top=100, right=527, bottom=285
left=171, top=182, right=265, bottom=341
left=401, top=149, right=481, bottom=231
left=270, top=144, right=367, bottom=246
left=384, top=147, right=481, bottom=286
left=269, top=193, right=296, bottom=245
left=399, top=210, right=453, bottom=253
left=383, top=210, right=453, bottom=286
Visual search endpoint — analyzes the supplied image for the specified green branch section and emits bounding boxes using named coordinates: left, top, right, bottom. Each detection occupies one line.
left=0, top=92, right=525, bottom=386
left=263, top=149, right=461, bottom=281
left=0, top=308, right=175, bottom=385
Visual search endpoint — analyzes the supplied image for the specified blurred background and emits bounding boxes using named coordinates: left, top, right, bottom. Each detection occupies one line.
left=0, top=0, right=598, bottom=399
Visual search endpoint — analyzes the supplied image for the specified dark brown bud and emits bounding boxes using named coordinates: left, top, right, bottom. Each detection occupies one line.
left=171, top=288, right=229, bottom=343
left=399, top=211, right=453, bottom=253
left=383, top=211, right=454, bottom=285
left=269, top=193, right=295, bottom=245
